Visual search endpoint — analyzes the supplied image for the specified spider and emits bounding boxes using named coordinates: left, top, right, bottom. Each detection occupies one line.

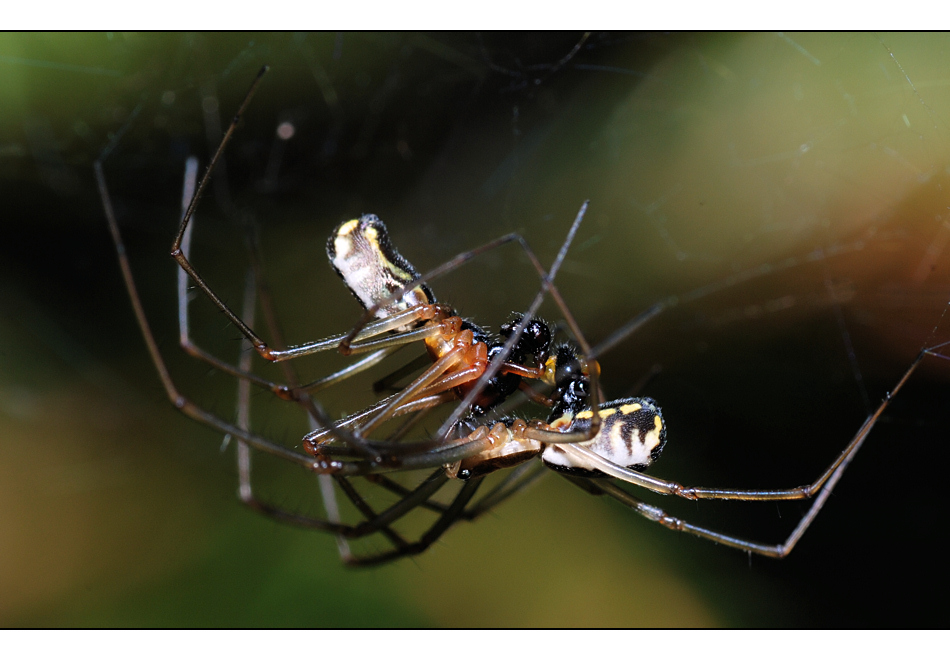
left=95, top=66, right=948, bottom=567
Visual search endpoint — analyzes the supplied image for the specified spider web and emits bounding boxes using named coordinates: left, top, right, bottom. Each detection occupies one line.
left=1, top=32, right=949, bottom=627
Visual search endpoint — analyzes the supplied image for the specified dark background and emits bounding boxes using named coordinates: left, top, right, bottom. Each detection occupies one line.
left=1, top=32, right=948, bottom=627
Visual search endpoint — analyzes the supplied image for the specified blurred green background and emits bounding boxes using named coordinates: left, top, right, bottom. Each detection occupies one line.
left=1, top=32, right=949, bottom=627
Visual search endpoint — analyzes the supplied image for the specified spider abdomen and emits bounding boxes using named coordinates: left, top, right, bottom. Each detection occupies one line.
left=542, top=397, right=667, bottom=477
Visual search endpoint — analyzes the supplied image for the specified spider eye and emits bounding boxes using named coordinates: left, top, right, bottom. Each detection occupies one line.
left=541, top=397, right=667, bottom=476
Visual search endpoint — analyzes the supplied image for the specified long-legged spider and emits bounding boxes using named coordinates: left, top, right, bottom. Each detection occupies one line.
left=95, top=66, right=949, bottom=567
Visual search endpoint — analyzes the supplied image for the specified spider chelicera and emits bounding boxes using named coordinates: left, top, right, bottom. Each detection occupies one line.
left=95, top=66, right=947, bottom=566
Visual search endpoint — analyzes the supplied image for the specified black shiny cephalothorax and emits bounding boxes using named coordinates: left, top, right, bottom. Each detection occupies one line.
left=461, top=315, right=552, bottom=415
left=500, top=314, right=552, bottom=364
left=547, top=343, right=590, bottom=421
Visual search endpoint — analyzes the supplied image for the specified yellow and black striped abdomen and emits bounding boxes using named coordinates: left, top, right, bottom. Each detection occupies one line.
left=542, top=397, right=667, bottom=477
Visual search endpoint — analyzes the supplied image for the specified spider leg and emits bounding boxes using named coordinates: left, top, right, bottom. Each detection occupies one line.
left=232, top=267, right=257, bottom=500
left=236, top=443, right=484, bottom=567
left=371, top=353, right=433, bottom=394
left=299, top=326, right=488, bottom=462
left=311, top=425, right=498, bottom=476
left=363, top=473, right=453, bottom=514
left=306, top=408, right=541, bottom=478
left=556, top=346, right=942, bottom=508
left=342, top=476, right=484, bottom=567
left=167, top=67, right=276, bottom=359
left=266, top=305, right=447, bottom=362
left=227, top=262, right=349, bottom=540
left=334, top=476, right=412, bottom=550
left=299, top=346, right=402, bottom=394
left=241, top=469, right=449, bottom=538
left=173, top=155, right=299, bottom=398
left=462, top=460, right=549, bottom=520
left=577, top=467, right=849, bottom=558
left=357, top=453, right=541, bottom=529
left=353, top=413, right=544, bottom=525
left=95, top=159, right=322, bottom=470
left=354, top=342, right=469, bottom=435
left=302, top=392, right=456, bottom=450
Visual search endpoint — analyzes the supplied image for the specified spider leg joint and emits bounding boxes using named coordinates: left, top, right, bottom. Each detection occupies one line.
left=256, top=344, right=277, bottom=361
left=670, top=483, right=698, bottom=501
left=637, top=502, right=665, bottom=523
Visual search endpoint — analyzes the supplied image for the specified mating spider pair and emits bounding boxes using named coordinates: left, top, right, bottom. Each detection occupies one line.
left=95, top=66, right=943, bottom=566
